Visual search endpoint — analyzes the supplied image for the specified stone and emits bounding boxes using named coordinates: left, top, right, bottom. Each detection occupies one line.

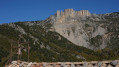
left=115, top=64, right=119, bottom=67
left=54, top=64, right=60, bottom=67
left=100, top=63, right=107, bottom=67
left=45, top=64, right=54, bottom=67
left=71, top=64, right=75, bottom=67
left=107, top=64, right=112, bottom=67
left=111, top=61, right=118, bottom=65
left=75, top=65, right=80, bottom=67
left=87, top=64, right=93, bottom=67
left=67, top=64, right=71, bottom=67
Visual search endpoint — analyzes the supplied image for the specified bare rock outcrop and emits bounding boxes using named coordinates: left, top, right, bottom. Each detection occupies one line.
left=52, top=9, right=106, bottom=49
left=56, top=9, right=91, bottom=19
left=49, top=9, right=119, bottom=50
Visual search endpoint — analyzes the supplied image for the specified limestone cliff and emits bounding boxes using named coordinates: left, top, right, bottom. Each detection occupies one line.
left=56, top=9, right=91, bottom=18
left=48, top=9, right=119, bottom=50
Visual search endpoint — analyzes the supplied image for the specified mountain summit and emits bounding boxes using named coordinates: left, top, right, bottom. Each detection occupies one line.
left=56, top=9, right=91, bottom=18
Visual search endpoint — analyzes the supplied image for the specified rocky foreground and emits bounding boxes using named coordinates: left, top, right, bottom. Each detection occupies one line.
left=6, top=60, right=119, bottom=67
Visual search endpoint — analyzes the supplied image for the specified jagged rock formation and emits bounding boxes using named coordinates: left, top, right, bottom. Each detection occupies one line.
left=47, top=9, right=119, bottom=50
left=56, top=9, right=91, bottom=18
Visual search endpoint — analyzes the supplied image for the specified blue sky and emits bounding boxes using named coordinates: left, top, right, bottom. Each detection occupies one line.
left=0, top=0, right=119, bottom=23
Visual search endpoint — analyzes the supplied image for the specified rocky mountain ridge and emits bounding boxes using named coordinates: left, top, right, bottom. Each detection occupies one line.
left=45, top=9, right=119, bottom=50
left=0, top=9, right=119, bottom=66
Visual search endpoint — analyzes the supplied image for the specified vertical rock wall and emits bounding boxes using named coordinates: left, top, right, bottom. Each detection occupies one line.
left=56, top=9, right=91, bottom=18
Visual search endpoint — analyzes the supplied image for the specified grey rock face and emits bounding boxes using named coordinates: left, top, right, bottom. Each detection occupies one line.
left=56, top=9, right=91, bottom=18
left=9, top=23, right=26, bottom=34
left=46, top=9, right=119, bottom=50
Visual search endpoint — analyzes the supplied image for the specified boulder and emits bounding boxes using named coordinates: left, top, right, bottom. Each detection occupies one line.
left=107, top=64, right=112, bottom=67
